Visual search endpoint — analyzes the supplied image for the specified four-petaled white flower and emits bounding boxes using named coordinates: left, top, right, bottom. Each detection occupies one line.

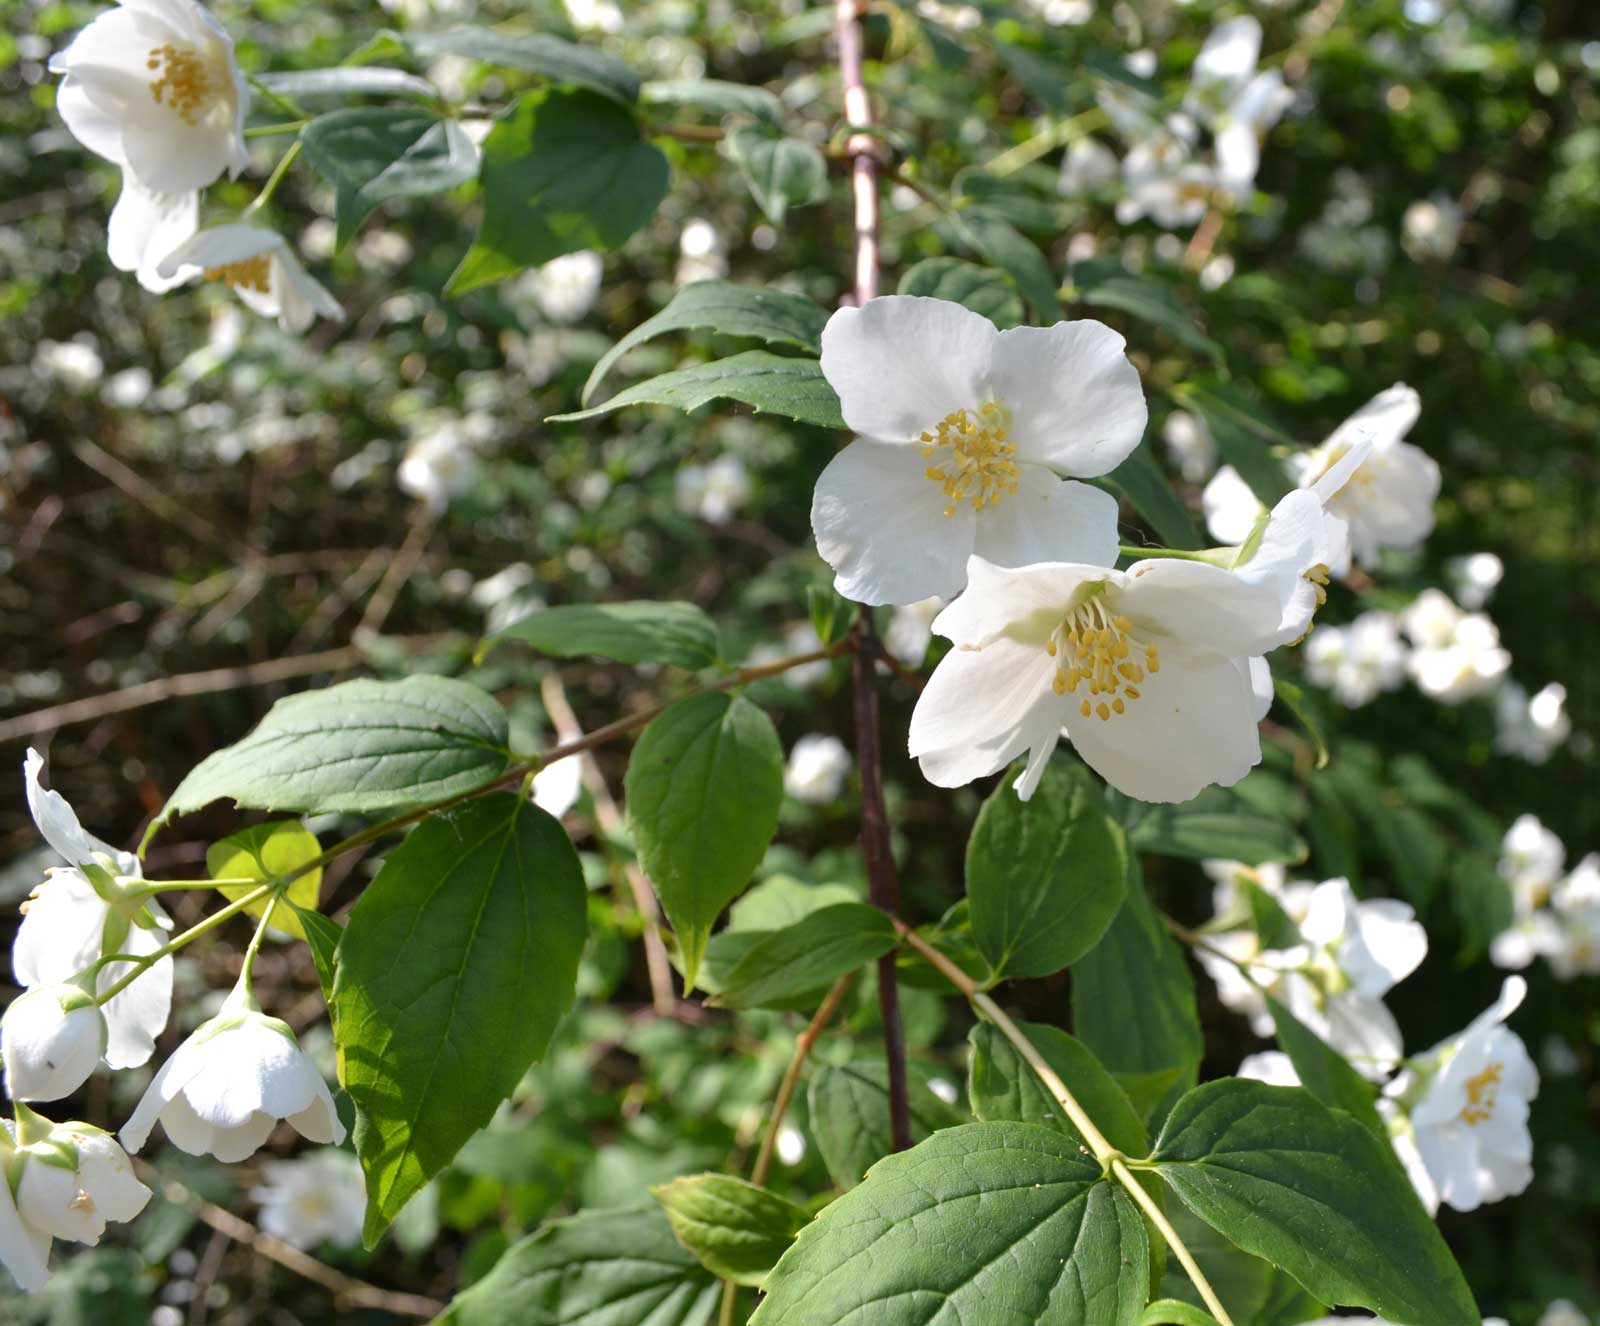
left=1182, top=16, right=1294, bottom=193
left=1384, top=976, right=1538, bottom=1214
left=908, top=554, right=1284, bottom=804
left=121, top=997, right=345, bottom=1163
left=784, top=734, right=852, bottom=806
left=249, top=1151, right=367, bottom=1250
left=1, top=984, right=107, bottom=1102
left=813, top=297, right=1146, bottom=605
left=16, top=749, right=173, bottom=1071
left=50, top=0, right=249, bottom=292
left=157, top=225, right=344, bottom=332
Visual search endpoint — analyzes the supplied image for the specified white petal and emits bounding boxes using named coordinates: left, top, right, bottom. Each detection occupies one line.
left=154, top=1091, right=221, bottom=1157
left=0, top=1177, right=52, bottom=1291
left=970, top=474, right=1121, bottom=572
left=11, top=869, right=107, bottom=989
left=53, top=72, right=132, bottom=166
left=1201, top=465, right=1265, bottom=545
left=1118, top=558, right=1285, bottom=658
left=71, top=1132, right=151, bottom=1225
left=120, top=1032, right=210, bottom=1153
left=1214, top=123, right=1261, bottom=192
left=179, top=1021, right=309, bottom=1129
left=985, top=321, right=1148, bottom=476
left=156, top=223, right=280, bottom=277
left=97, top=919, right=173, bottom=1069
left=1231, top=489, right=1327, bottom=647
left=930, top=556, right=1110, bottom=650
left=107, top=179, right=200, bottom=293
left=1324, top=382, right=1421, bottom=454
left=1063, top=646, right=1261, bottom=802
left=17, top=1163, right=104, bottom=1245
left=205, top=1111, right=279, bottom=1164
left=1186, top=16, right=1261, bottom=117
left=288, top=1084, right=346, bottom=1146
left=531, top=756, right=583, bottom=818
left=24, top=749, right=115, bottom=869
left=1243, top=656, right=1273, bottom=721
left=811, top=438, right=977, bottom=604
left=1, top=990, right=105, bottom=1102
left=819, top=296, right=994, bottom=443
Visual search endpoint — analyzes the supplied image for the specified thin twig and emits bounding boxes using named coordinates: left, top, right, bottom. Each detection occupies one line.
left=72, top=438, right=232, bottom=552
left=358, top=505, right=438, bottom=636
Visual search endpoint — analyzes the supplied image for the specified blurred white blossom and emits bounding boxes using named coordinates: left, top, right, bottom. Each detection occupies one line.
left=1494, top=681, right=1570, bottom=764
left=1446, top=550, right=1503, bottom=609
left=250, top=1152, right=366, bottom=1250
left=1401, top=593, right=1510, bottom=703
left=1161, top=410, right=1217, bottom=483
left=1237, top=1050, right=1300, bottom=1086
left=397, top=423, right=481, bottom=513
left=513, top=250, right=603, bottom=324
left=157, top=226, right=343, bottom=333
left=1304, top=610, right=1407, bottom=707
left=1057, top=138, right=1118, bottom=196
left=784, top=734, right=852, bottom=805
left=676, top=456, right=750, bottom=525
left=1402, top=193, right=1464, bottom=261
left=677, top=218, right=727, bottom=284
left=883, top=597, right=943, bottom=667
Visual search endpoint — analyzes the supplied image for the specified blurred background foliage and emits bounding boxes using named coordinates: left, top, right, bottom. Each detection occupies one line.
left=1, top=0, right=1597, bottom=1321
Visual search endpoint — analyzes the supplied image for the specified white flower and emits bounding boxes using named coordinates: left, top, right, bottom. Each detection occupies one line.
left=1489, top=911, right=1563, bottom=972
left=1384, top=976, right=1538, bottom=1213
left=1, top=1114, right=151, bottom=1292
left=784, top=735, right=852, bottom=805
left=883, top=597, right=944, bottom=667
left=156, top=226, right=343, bottom=333
left=121, top=1000, right=345, bottom=1162
left=250, top=1151, right=366, bottom=1249
left=1303, top=610, right=1408, bottom=708
left=1537, top=1302, right=1591, bottom=1326
left=563, top=0, right=623, bottom=34
left=1, top=985, right=107, bottom=1102
left=1543, top=907, right=1600, bottom=981
left=1115, top=122, right=1216, bottom=230
left=531, top=756, right=583, bottom=819
left=1494, top=681, right=1570, bottom=764
left=397, top=424, right=480, bottom=513
left=1237, top=1051, right=1300, bottom=1086
left=1446, top=550, right=1503, bottom=609
left=1399, top=587, right=1461, bottom=650
left=1161, top=410, right=1217, bottom=484
left=1183, top=18, right=1293, bottom=193
left=1057, top=138, right=1118, bottom=197
left=813, top=297, right=1145, bottom=606
left=16, top=749, right=172, bottom=1070
left=1406, top=610, right=1511, bottom=703
left=32, top=339, right=104, bottom=391
left=1201, top=465, right=1265, bottom=547
left=676, top=456, right=750, bottom=525
left=909, top=553, right=1285, bottom=803
left=676, top=218, right=727, bottom=285
left=1498, top=814, right=1566, bottom=913
left=1401, top=193, right=1463, bottom=261
left=514, top=250, right=603, bottom=324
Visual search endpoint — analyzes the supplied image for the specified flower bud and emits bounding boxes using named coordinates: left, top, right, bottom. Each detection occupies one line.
left=2, top=986, right=107, bottom=1102
left=14, top=1124, right=150, bottom=1246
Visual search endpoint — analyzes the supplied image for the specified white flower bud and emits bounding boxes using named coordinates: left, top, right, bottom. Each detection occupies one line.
left=2, top=986, right=107, bottom=1102
left=15, top=1126, right=150, bottom=1245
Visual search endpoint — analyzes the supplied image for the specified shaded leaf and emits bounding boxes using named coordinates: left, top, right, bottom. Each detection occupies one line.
left=407, top=25, right=640, bottom=105
left=897, top=256, right=1024, bottom=328
left=487, top=599, right=720, bottom=669
left=711, top=903, right=895, bottom=1009
left=552, top=351, right=843, bottom=429
left=652, top=1174, right=807, bottom=1286
left=205, top=820, right=322, bottom=940
left=725, top=125, right=828, bottom=223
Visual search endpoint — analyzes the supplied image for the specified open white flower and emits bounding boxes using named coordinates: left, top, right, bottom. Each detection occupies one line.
left=1494, top=681, right=1570, bottom=764
left=250, top=1151, right=366, bottom=1249
left=908, top=553, right=1285, bottom=803
left=1115, top=121, right=1215, bottom=231
left=1384, top=976, right=1538, bottom=1214
left=1, top=985, right=107, bottom=1102
left=1498, top=814, right=1566, bottom=914
left=156, top=225, right=343, bottom=332
left=121, top=997, right=344, bottom=1163
left=16, top=749, right=172, bottom=1070
left=813, top=297, right=1145, bottom=605
left=1303, top=610, right=1408, bottom=708
left=784, top=734, right=852, bottom=806
left=1183, top=17, right=1293, bottom=194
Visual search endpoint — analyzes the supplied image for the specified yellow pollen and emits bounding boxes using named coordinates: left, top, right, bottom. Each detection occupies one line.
left=1079, top=699, right=1091, bottom=717
left=1047, top=594, right=1162, bottom=723
left=1458, top=1061, right=1504, bottom=1127
left=921, top=400, right=1021, bottom=516
left=205, top=254, right=272, bottom=294
left=147, top=44, right=212, bottom=125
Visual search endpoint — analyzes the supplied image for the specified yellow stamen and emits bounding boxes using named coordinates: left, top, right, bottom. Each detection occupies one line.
left=920, top=400, right=1021, bottom=516
left=205, top=254, right=272, bottom=294
left=147, top=44, right=212, bottom=125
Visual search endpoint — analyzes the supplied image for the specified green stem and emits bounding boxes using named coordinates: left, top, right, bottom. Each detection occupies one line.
left=126, top=878, right=264, bottom=898
left=237, top=893, right=281, bottom=988
left=244, top=141, right=302, bottom=217
left=1118, top=544, right=1214, bottom=562
left=247, top=74, right=308, bottom=120
left=244, top=120, right=308, bottom=139
left=90, top=883, right=275, bottom=1005
left=983, top=106, right=1108, bottom=178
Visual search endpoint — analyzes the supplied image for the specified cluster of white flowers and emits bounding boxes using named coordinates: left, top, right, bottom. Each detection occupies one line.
left=49, top=0, right=343, bottom=330
left=1490, top=816, right=1600, bottom=980
left=2, top=752, right=346, bottom=1294
left=1203, top=861, right=1538, bottom=1217
left=1400, top=587, right=1511, bottom=702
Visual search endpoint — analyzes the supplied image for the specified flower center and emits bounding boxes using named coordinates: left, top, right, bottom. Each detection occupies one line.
left=1286, top=563, right=1331, bottom=646
left=920, top=401, right=1020, bottom=517
left=1045, top=595, right=1161, bottom=723
left=146, top=44, right=214, bottom=125
left=1458, top=1060, right=1503, bottom=1127
left=204, top=255, right=272, bottom=294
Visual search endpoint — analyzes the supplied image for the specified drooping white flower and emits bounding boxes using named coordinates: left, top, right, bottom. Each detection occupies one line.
left=121, top=997, right=345, bottom=1163
left=883, top=597, right=944, bottom=667
left=676, top=456, right=751, bottom=525
left=531, top=755, right=583, bottom=819
left=1384, top=976, right=1538, bottom=1214
left=1160, top=410, right=1217, bottom=484
left=1401, top=193, right=1464, bottom=262
left=250, top=1151, right=366, bottom=1249
left=784, top=735, right=852, bottom=806
left=1, top=985, right=107, bottom=1102
left=1182, top=17, right=1293, bottom=193
left=1303, top=610, right=1408, bottom=708
left=1494, top=681, right=1570, bottom=764
left=908, top=554, right=1285, bottom=803
left=15, top=749, right=172, bottom=1070
left=513, top=250, right=603, bottom=324
left=1447, top=550, right=1503, bottom=609
left=156, top=226, right=343, bottom=333
left=1057, top=138, right=1119, bottom=197
left=813, top=298, right=1145, bottom=606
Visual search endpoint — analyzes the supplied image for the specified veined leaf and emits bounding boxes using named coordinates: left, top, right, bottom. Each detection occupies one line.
left=407, top=25, right=640, bottom=105
left=725, top=124, right=828, bottom=223
left=897, top=257, right=1024, bottom=329
left=551, top=351, right=843, bottom=429
left=205, top=820, right=323, bottom=940
left=487, top=599, right=721, bottom=669
left=710, top=903, right=895, bottom=1009
left=651, top=1174, right=807, bottom=1286
left=806, top=1056, right=965, bottom=1189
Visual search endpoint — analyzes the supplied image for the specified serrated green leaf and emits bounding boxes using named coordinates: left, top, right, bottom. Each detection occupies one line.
left=1107, top=446, right=1203, bottom=550
left=407, top=25, right=640, bottom=105
left=1108, top=785, right=1309, bottom=867
left=710, top=903, right=895, bottom=1009
left=300, top=108, right=478, bottom=249
left=753, top=1124, right=1147, bottom=1326
left=641, top=78, right=782, bottom=122
left=651, top=1174, right=807, bottom=1286
left=1069, top=260, right=1222, bottom=363
left=806, top=1057, right=965, bottom=1189
left=487, top=599, right=720, bottom=669
left=333, top=795, right=587, bottom=1243
left=967, top=763, right=1126, bottom=982
left=448, top=87, right=667, bottom=294
left=1262, top=992, right=1386, bottom=1142
left=952, top=206, right=1062, bottom=318
left=436, top=1204, right=719, bottom=1326
left=897, top=257, right=1024, bottom=328
left=144, top=676, right=510, bottom=848
left=1152, top=1079, right=1479, bottom=1326
left=625, top=692, right=784, bottom=989
left=254, top=66, right=439, bottom=101
left=204, top=821, right=322, bottom=940
left=584, top=281, right=827, bottom=405
left=725, top=124, right=828, bottom=223
left=287, top=902, right=343, bottom=1007
left=1157, top=1201, right=1326, bottom=1326
left=552, top=351, right=844, bottom=429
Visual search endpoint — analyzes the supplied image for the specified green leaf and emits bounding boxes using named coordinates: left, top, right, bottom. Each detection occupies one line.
left=1450, top=850, right=1514, bottom=964
left=806, top=1057, right=964, bottom=1189
left=725, top=124, right=828, bottom=223
left=1107, top=447, right=1203, bottom=550
left=952, top=206, right=1062, bottom=318
left=448, top=88, right=668, bottom=294
left=710, top=903, right=895, bottom=1009
left=625, top=692, right=784, bottom=990
left=145, top=676, right=510, bottom=847
left=1109, top=785, right=1309, bottom=867
left=1140, top=1302, right=1221, bottom=1326
left=897, top=257, right=1024, bottom=328
left=551, top=351, right=844, bottom=429
left=300, top=108, right=478, bottom=249
left=1071, top=858, right=1203, bottom=1120
left=1261, top=993, right=1386, bottom=1142
left=641, top=78, right=782, bottom=122
left=487, top=599, right=720, bottom=669
left=1158, top=1201, right=1326, bottom=1326
left=583, top=280, right=827, bottom=405
left=204, top=821, right=323, bottom=940
left=806, top=585, right=856, bottom=649
left=1184, top=383, right=1293, bottom=507
left=254, top=66, right=439, bottom=101
left=406, top=26, right=640, bottom=105
left=436, top=1204, right=719, bottom=1326
left=967, top=763, right=1126, bottom=981
left=287, top=902, right=343, bottom=1006
left=1244, top=882, right=1300, bottom=951
left=651, top=1174, right=807, bottom=1286
left=753, top=1124, right=1147, bottom=1326
left=332, top=795, right=587, bottom=1243
left=1069, top=260, right=1222, bottom=364
left=1152, top=1079, right=1479, bottom=1326
left=967, top=1022, right=1147, bottom=1156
